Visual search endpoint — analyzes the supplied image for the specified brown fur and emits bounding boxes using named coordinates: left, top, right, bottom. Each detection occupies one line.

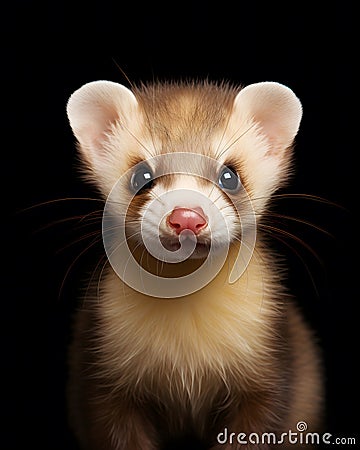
left=66, top=80, right=323, bottom=449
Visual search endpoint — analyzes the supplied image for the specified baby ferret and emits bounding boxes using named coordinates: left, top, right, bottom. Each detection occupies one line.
left=66, top=79, right=323, bottom=449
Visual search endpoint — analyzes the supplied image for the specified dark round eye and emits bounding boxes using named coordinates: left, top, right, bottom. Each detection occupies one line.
left=218, top=166, right=241, bottom=193
left=130, top=163, right=154, bottom=194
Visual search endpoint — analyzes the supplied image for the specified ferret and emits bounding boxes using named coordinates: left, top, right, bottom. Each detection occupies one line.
left=66, top=79, right=323, bottom=449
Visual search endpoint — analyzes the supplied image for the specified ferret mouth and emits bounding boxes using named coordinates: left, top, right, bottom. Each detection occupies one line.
left=160, top=235, right=211, bottom=258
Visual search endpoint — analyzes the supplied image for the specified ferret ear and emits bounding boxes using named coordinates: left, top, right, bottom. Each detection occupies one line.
left=233, top=82, right=303, bottom=153
left=66, top=80, right=138, bottom=157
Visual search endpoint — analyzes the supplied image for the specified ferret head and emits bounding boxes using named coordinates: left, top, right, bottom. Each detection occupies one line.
left=67, top=80, right=302, bottom=278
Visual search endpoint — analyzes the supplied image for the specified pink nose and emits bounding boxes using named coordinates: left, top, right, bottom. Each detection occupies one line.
left=168, top=207, right=207, bottom=235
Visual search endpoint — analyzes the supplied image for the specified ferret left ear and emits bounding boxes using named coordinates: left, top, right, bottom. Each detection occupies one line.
left=234, top=82, right=303, bottom=153
left=66, top=80, right=138, bottom=162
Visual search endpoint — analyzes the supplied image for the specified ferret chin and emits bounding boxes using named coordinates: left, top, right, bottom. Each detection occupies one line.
left=66, top=79, right=324, bottom=449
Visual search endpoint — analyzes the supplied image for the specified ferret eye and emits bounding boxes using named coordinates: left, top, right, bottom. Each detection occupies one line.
left=218, top=166, right=241, bottom=193
left=130, top=163, right=154, bottom=194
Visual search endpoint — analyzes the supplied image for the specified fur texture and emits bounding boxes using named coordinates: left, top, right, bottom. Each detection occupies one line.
left=66, top=80, right=323, bottom=449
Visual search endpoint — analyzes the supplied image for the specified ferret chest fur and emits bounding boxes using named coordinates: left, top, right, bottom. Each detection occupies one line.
left=95, top=245, right=280, bottom=396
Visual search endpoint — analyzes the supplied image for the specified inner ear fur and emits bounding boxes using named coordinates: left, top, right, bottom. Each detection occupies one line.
left=66, top=80, right=138, bottom=154
left=233, top=82, right=303, bottom=154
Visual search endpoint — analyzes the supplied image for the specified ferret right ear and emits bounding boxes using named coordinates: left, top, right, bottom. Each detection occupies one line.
left=66, top=81, right=138, bottom=161
left=233, top=82, right=302, bottom=155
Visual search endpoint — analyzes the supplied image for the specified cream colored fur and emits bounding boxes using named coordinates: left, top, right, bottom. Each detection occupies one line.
left=66, top=80, right=323, bottom=450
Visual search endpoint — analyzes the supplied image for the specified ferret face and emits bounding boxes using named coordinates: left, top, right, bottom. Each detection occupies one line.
left=67, top=80, right=302, bottom=275
left=122, top=152, right=249, bottom=260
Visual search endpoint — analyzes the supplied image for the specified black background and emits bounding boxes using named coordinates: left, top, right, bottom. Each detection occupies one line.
left=4, top=1, right=357, bottom=449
